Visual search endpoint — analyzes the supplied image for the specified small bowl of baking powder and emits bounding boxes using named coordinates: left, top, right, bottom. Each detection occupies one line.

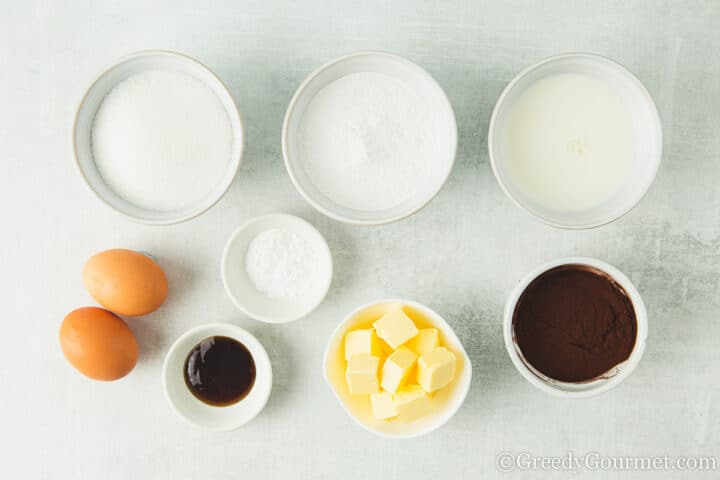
left=283, top=51, right=457, bottom=225
left=221, top=214, right=333, bottom=323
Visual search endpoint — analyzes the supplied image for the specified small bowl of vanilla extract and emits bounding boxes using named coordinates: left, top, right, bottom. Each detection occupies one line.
left=163, top=323, right=272, bottom=431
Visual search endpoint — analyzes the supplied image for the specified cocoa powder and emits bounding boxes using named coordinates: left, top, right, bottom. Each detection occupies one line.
left=513, top=265, right=637, bottom=383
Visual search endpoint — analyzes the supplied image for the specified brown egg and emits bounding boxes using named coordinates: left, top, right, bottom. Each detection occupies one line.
left=83, top=249, right=168, bottom=316
left=59, top=307, right=138, bottom=381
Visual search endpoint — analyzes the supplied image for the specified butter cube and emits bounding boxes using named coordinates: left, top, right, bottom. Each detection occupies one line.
left=344, top=329, right=382, bottom=360
left=346, top=355, right=380, bottom=395
left=408, top=328, right=439, bottom=356
left=380, top=339, right=394, bottom=357
left=417, top=347, right=456, bottom=393
left=370, top=392, right=398, bottom=420
left=394, top=385, right=432, bottom=422
left=381, top=347, right=417, bottom=393
left=373, top=308, right=418, bottom=349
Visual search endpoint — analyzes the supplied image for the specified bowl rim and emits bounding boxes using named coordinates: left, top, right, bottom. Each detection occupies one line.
left=322, top=298, right=472, bottom=438
left=281, top=50, right=458, bottom=226
left=161, top=322, right=273, bottom=431
left=72, top=49, right=245, bottom=226
left=503, top=257, right=648, bottom=398
left=220, top=213, right=334, bottom=323
left=487, top=52, right=663, bottom=230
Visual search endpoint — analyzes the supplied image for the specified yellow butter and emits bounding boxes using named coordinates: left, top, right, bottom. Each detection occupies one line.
left=373, top=308, right=418, bottom=349
left=344, top=328, right=382, bottom=361
left=380, top=339, right=394, bottom=357
left=380, top=347, right=417, bottom=393
left=370, top=392, right=398, bottom=420
left=417, top=347, right=456, bottom=393
left=407, top=328, right=439, bottom=356
left=394, top=385, right=432, bottom=422
left=346, top=354, right=380, bottom=395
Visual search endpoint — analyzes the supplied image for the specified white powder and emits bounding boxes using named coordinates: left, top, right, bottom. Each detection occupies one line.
left=244, top=229, right=318, bottom=299
left=91, top=71, right=233, bottom=212
left=298, top=72, right=443, bottom=211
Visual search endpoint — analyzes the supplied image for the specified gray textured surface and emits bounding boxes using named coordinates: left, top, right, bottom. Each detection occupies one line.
left=1, top=1, right=719, bottom=478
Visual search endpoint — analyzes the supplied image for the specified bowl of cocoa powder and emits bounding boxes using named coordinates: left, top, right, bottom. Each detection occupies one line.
left=503, top=257, right=648, bottom=397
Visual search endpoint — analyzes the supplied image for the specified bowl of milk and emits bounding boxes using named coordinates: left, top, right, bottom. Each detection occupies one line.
left=488, top=53, right=662, bottom=229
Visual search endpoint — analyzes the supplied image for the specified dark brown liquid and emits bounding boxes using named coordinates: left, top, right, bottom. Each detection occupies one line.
left=183, top=336, right=256, bottom=406
left=513, top=265, right=637, bottom=383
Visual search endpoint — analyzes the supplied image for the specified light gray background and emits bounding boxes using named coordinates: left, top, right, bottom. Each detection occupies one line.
left=1, top=1, right=718, bottom=479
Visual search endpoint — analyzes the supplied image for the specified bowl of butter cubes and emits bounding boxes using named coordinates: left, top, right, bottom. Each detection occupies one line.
left=323, top=299, right=472, bottom=438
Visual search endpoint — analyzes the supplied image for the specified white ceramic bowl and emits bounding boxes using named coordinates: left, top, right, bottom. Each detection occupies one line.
left=503, top=257, right=648, bottom=398
left=324, top=299, right=472, bottom=438
left=282, top=51, right=457, bottom=225
left=488, top=53, right=662, bottom=229
left=162, top=323, right=272, bottom=431
left=73, top=50, right=244, bottom=225
left=221, top=213, right=333, bottom=323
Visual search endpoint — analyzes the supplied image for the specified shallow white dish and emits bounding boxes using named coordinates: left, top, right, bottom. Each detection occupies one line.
left=503, top=257, right=648, bottom=398
left=73, top=50, right=244, bottom=225
left=324, top=299, right=472, bottom=438
left=221, top=213, right=333, bottom=323
left=282, top=51, right=457, bottom=225
left=488, top=53, right=662, bottom=229
left=162, top=323, right=272, bottom=431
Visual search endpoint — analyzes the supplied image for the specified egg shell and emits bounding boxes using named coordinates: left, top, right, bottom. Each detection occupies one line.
left=83, top=249, right=168, bottom=316
left=59, top=307, right=138, bottom=381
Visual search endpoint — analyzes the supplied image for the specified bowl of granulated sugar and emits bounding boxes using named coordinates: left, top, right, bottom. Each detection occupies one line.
left=282, top=51, right=457, bottom=225
left=73, top=50, right=243, bottom=225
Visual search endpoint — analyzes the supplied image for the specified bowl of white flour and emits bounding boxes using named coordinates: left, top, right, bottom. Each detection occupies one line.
left=283, top=52, right=457, bottom=225
left=73, top=50, right=243, bottom=225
